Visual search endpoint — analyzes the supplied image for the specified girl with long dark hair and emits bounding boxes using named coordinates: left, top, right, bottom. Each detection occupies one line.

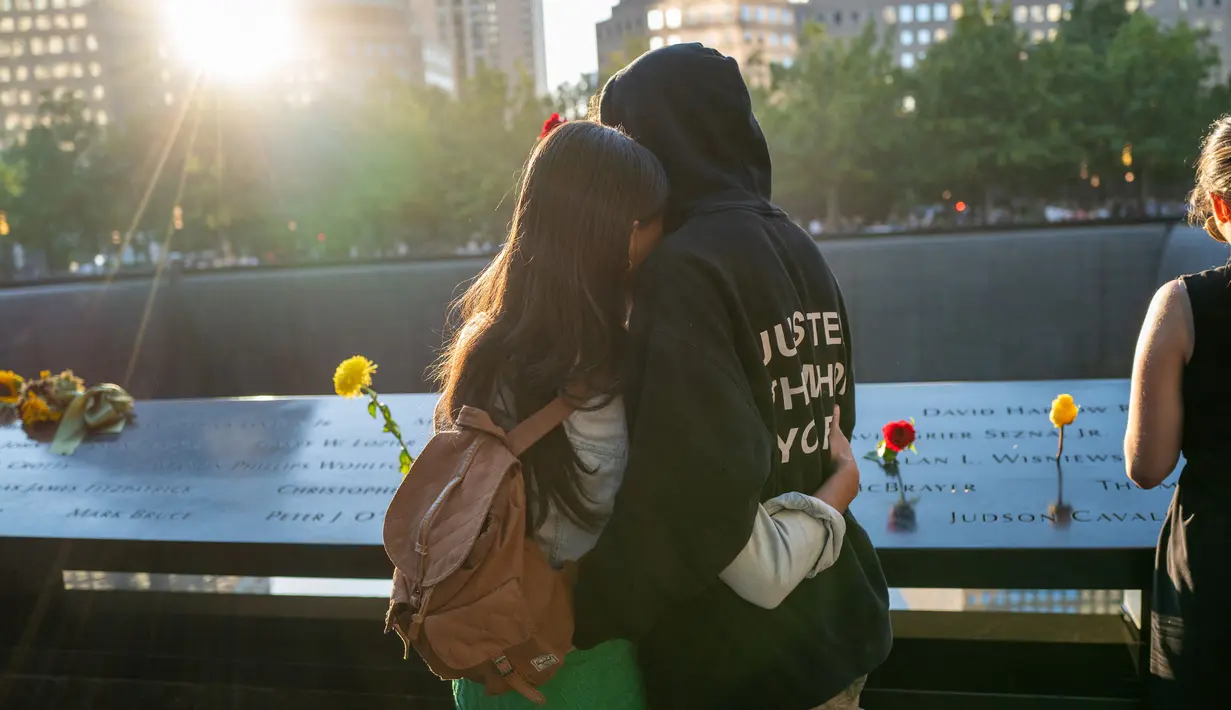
left=438, top=120, right=855, bottom=709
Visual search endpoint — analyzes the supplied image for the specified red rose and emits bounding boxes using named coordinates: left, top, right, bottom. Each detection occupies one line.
left=882, top=420, right=916, bottom=453
left=539, top=113, right=567, bottom=139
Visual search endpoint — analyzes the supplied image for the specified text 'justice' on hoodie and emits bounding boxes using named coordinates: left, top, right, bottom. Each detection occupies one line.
left=571, top=43, right=893, bottom=709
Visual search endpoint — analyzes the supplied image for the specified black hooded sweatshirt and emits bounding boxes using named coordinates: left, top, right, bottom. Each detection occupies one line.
left=571, top=44, right=893, bottom=709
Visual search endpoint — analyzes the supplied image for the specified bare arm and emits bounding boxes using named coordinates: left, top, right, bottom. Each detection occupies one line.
left=1124, top=280, right=1193, bottom=490
left=817, top=405, right=859, bottom=512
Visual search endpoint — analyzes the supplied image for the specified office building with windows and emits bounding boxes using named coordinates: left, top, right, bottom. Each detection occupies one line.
left=0, top=0, right=435, bottom=134
left=0, top=0, right=113, bottom=134
left=1148, top=0, right=1231, bottom=77
left=595, top=0, right=651, bottom=76
left=800, top=0, right=1231, bottom=75
left=596, top=1, right=801, bottom=85
left=411, top=0, right=546, bottom=95
left=797, top=1, right=1041, bottom=69
left=292, top=0, right=427, bottom=102
left=0, top=0, right=446, bottom=135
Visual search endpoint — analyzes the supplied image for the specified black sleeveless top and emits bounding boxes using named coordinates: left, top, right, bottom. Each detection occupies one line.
left=1151, top=265, right=1231, bottom=706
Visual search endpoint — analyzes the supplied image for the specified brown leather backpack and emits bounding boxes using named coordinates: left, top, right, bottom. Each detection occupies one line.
left=383, top=397, right=577, bottom=705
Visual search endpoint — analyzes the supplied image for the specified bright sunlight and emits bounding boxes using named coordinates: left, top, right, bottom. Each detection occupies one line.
left=164, top=0, right=299, bottom=81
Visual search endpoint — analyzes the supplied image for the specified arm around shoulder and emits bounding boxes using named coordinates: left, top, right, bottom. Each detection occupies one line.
left=719, top=494, right=847, bottom=609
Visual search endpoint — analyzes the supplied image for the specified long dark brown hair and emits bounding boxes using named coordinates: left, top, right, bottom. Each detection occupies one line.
left=434, top=120, right=669, bottom=531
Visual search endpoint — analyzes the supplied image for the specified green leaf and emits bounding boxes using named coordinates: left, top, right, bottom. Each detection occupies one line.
left=909, top=444, right=918, bottom=454
left=367, top=400, right=377, bottom=419
left=399, top=450, right=412, bottom=475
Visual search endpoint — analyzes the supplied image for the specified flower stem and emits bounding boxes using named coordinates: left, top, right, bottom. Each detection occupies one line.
left=1056, top=425, right=1065, bottom=504
left=363, top=387, right=414, bottom=474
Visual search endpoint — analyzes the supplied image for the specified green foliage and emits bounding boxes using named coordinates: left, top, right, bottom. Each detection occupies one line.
left=270, top=69, right=550, bottom=260
left=909, top=0, right=1056, bottom=211
left=757, top=22, right=908, bottom=225
left=599, top=35, right=650, bottom=87
left=754, top=0, right=1226, bottom=223
left=1104, top=12, right=1219, bottom=198
left=0, top=2, right=1227, bottom=277
left=4, top=92, right=112, bottom=269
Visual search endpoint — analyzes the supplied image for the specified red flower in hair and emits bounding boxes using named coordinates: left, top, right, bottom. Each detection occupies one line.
left=540, top=113, right=567, bottom=139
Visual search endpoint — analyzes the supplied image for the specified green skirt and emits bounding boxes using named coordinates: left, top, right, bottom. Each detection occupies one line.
left=452, top=640, right=647, bottom=710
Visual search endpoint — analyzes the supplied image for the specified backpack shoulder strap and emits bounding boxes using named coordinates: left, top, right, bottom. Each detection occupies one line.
left=506, top=395, right=579, bottom=456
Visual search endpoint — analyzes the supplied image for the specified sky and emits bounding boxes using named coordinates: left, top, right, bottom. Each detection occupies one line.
left=543, top=0, right=618, bottom=90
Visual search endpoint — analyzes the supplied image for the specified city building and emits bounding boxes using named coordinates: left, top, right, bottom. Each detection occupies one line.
left=795, top=1, right=1052, bottom=69
left=596, top=0, right=651, bottom=77
left=797, top=0, right=1231, bottom=76
left=291, top=0, right=428, bottom=103
left=596, top=0, right=802, bottom=84
left=412, top=0, right=546, bottom=96
left=0, top=0, right=449, bottom=136
left=791, top=0, right=881, bottom=42
left=1148, top=0, right=1231, bottom=77
left=0, top=0, right=112, bottom=134
left=407, top=0, right=457, bottom=92
left=115, top=0, right=427, bottom=112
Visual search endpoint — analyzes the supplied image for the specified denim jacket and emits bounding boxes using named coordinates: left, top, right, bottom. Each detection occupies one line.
left=530, top=396, right=629, bottom=568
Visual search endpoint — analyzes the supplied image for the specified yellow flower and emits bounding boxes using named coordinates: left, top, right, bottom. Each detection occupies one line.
left=20, top=394, right=60, bottom=426
left=39, top=370, right=50, bottom=379
left=1050, top=394, right=1079, bottom=428
left=334, top=356, right=377, bottom=398
left=0, top=370, right=23, bottom=405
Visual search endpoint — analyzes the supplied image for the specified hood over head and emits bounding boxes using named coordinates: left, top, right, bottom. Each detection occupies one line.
left=597, top=43, right=773, bottom=227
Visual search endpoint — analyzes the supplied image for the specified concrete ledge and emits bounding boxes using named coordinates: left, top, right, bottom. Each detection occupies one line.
left=7, top=223, right=1227, bottom=397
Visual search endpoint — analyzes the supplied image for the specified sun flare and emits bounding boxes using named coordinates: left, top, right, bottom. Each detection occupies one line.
left=164, top=0, right=299, bottom=81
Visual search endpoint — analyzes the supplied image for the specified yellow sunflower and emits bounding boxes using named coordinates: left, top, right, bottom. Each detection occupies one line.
left=334, top=356, right=378, bottom=398
left=20, top=394, right=61, bottom=426
left=0, top=370, right=23, bottom=406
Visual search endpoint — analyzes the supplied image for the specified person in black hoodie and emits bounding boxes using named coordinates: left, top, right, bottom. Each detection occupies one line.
left=571, top=44, right=893, bottom=709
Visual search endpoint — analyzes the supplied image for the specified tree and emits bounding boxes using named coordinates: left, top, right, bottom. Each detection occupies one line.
left=599, top=35, right=650, bottom=87
left=1030, top=0, right=1133, bottom=205
left=910, top=0, right=1054, bottom=221
left=1104, top=12, right=1220, bottom=208
left=1028, top=0, right=1221, bottom=211
left=273, top=68, right=550, bottom=259
left=758, top=22, right=908, bottom=226
left=5, top=92, right=110, bottom=270
left=177, top=86, right=287, bottom=262
left=553, top=72, right=600, bottom=120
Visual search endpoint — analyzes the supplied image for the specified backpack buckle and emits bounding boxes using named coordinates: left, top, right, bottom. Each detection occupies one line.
left=493, top=655, right=514, bottom=677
